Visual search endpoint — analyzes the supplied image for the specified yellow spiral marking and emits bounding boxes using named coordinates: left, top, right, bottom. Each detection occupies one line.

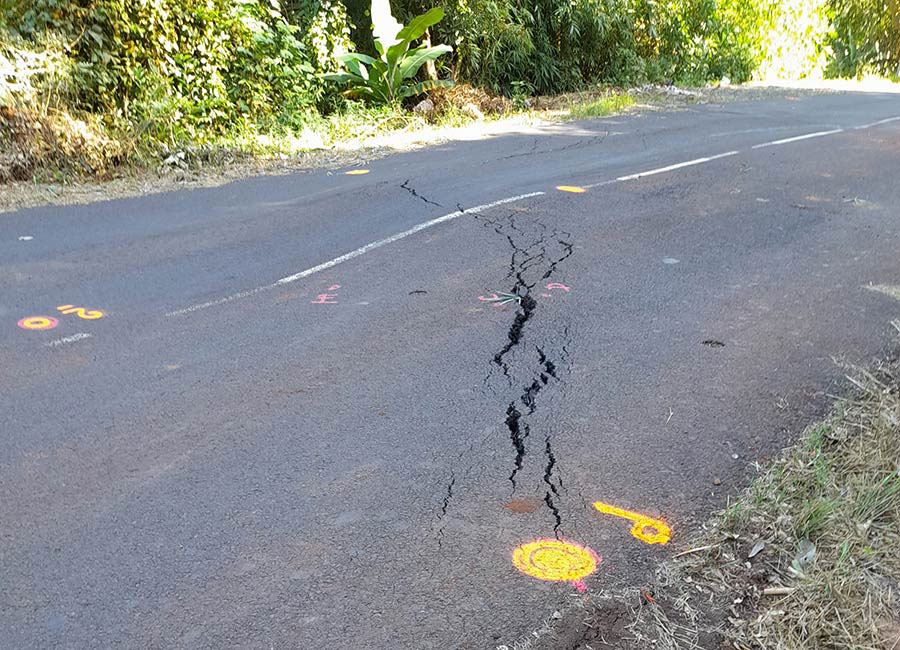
left=593, top=502, right=671, bottom=545
left=512, top=539, right=598, bottom=583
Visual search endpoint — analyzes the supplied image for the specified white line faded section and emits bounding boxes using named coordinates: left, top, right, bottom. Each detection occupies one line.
left=865, top=284, right=900, bottom=301
left=167, top=192, right=544, bottom=316
left=854, top=116, right=900, bottom=130
left=614, top=151, right=740, bottom=181
left=751, top=129, right=843, bottom=149
left=166, top=287, right=270, bottom=316
left=45, top=332, right=93, bottom=347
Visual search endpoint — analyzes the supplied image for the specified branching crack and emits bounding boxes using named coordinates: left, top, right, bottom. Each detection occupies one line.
left=400, top=179, right=443, bottom=207
left=543, top=435, right=562, bottom=535
left=474, top=206, right=574, bottom=532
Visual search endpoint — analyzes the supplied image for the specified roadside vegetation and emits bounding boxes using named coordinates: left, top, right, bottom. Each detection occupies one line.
left=541, top=321, right=900, bottom=650
left=1, top=0, right=898, bottom=184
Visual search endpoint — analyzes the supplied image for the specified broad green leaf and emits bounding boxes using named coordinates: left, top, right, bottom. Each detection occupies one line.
left=338, top=52, right=377, bottom=66
left=395, top=7, right=445, bottom=42
left=399, top=44, right=452, bottom=79
left=323, top=72, right=364, bottom=83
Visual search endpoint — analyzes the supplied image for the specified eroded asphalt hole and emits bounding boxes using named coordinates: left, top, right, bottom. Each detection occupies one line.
left=701, top=339, right=725, bottom=348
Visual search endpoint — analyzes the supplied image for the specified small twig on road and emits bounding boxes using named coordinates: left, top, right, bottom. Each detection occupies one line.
left=673, top=544, right=718, bottom=558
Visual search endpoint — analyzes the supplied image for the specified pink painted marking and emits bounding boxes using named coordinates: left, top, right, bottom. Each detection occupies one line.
left=545, top=283, right=570, bottom=292
left=327, top=284, right=341, bottom=291
left=311, top=293, right=338, bottom=304
left=572, top=579, right=587, bottom=592
left=541, top=293, right=552, bottom=298
left=478, top=294, right=500, bottom=302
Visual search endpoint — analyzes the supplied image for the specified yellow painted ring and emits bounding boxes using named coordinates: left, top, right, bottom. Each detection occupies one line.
left=512, top=539, right=599, bottom=583
left=18, top=316, right=59, bottom=331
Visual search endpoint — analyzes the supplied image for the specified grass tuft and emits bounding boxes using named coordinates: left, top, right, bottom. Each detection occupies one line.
left=568, top=94, right=635, bottom=119
left=543, top=320, right=900, bottom=650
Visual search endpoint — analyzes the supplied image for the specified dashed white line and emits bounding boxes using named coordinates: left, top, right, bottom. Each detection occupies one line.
left=167, top=192, right=545, bottom=316
left=167, top=114, right=891, bottom=317
left=45, top=332, right=93, bottom=347
left=853, top=116, right=900, bottom=130
left=615, top=151, right=740, bottom=181
left=751, top=129, right=843, bottom=149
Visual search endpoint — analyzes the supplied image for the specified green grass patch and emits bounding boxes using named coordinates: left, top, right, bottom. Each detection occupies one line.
left=541, top=321, right=900, bottom=650
left=568, top=94, right=635, bottom=119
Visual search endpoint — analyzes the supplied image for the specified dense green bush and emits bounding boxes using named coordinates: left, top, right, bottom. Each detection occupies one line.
left=1, top=0, right=353, bottom=137
left=827, top=0, right=900, bottom=77
left=1, top=0, right=897, bottom=182
left=390, top=0, right=761, bottom=95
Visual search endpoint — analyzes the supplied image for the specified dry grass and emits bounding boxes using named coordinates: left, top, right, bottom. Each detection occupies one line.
left=538, top=321, right=900, bottom=650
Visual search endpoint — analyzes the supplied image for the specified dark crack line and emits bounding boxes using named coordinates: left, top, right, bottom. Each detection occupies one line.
left=543, top=435, right=562, bottom=536
left=484, top=133, right=610, bottom=164
left=492, top=294, right=536, bottom=379
left=440, top=473, right=455, bottom=518
left=435, top=472, right=456, bottom=549
left=506, top=403, right=528, bottom=487
left=473, top=209, right=575, bottom=502
left=536, top=346, right=558, bottom=380
left=400, top=179, right=443, bottom=207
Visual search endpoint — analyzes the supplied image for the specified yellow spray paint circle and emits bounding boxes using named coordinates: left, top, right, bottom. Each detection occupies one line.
left=18, top=316, right=59, bottom=331
left=512, top=539, right=599, bottom=590
left=556, top=185, right=586, bottom=193
left=345, top=169, right=370, bottom=175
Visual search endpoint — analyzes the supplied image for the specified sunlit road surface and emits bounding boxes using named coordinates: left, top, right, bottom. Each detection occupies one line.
left=2, top=92, right=899, bottom=650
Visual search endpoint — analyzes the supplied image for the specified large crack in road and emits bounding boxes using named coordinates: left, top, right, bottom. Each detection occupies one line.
left=475, top=209, right=574, bottom=535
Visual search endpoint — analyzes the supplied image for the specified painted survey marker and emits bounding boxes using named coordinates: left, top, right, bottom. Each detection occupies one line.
left=593, top=501, right=671, bottom=545
left=512, top=539, right=599, bottom=592
left=57, top=305, right=105, bottom=320
left=479, top=284, right=569, bottom=306
left=311, top=284, right=341, bottom=304
left=345, top=169, right=370, bottom=175
left=478, top=291, right=522, bottom=307
left=556, top=185, right=586, bottom=193
left=18, top=316, right=59, bottom=331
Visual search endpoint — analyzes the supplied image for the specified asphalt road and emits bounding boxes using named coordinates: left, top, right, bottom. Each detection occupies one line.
left=2, top=92, right=899, bottom=650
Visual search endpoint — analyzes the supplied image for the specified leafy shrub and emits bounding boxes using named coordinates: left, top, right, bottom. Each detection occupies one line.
left=325, top=7, right=453, bottom=104
left=827, top=0, right=900, bottom=77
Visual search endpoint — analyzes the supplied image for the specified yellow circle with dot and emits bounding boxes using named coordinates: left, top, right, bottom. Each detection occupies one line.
left=512, top=539, right=598, bottom=583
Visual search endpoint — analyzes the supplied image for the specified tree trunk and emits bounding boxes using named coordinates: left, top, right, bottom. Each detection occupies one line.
left=422, top=29, right=438, bottom=80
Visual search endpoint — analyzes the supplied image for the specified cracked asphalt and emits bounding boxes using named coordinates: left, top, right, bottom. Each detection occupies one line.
left=2, top=92, right=900, bottom=650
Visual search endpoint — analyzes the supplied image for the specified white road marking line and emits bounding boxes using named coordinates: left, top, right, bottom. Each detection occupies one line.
left=167, top=192, right=544, bottom=316
left=167, top=116, right=886, bottom=317
left=751, top=129, right=843, bottom=149
left=166, top=286, right=270, bottom=316
left=45, top=332, right=93, bottom=347
left=615, top=151, right=740, bottom=182
left=854, top=116, right=900, bottom=129
left=276, top=192, right=543, bottom=286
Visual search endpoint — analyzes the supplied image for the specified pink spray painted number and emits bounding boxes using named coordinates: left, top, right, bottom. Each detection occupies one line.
left=312, top=284, right=341, bottom=304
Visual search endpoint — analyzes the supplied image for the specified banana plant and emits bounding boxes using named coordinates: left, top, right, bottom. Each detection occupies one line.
left=324, top=7, right=454, bottom=105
